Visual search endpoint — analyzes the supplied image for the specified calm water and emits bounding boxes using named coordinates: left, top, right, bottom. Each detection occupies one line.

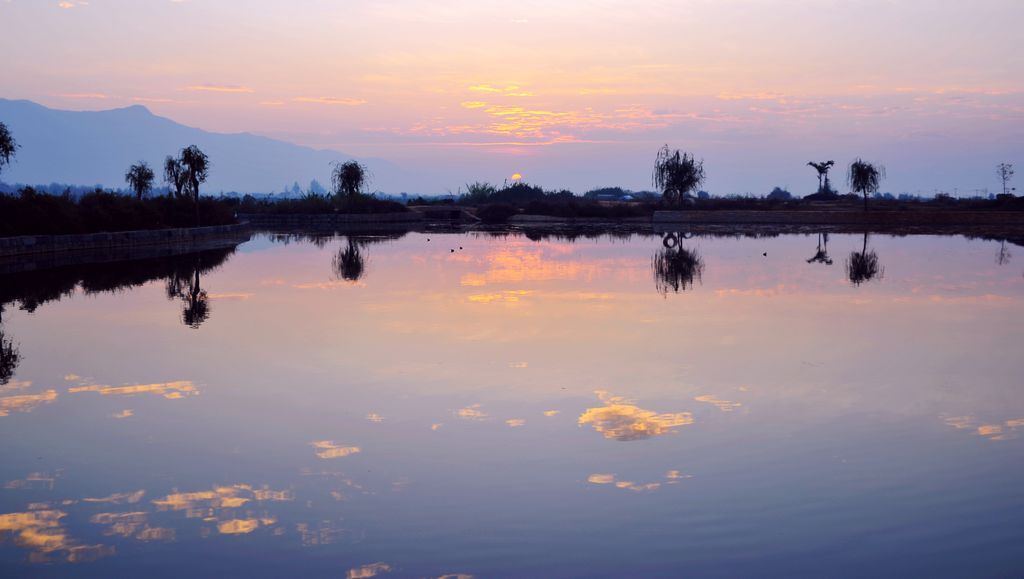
left=1, top=230, right=1023, bottom=578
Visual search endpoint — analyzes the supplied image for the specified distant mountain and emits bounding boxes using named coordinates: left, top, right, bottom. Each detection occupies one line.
left=0, top=99, right=400, bottom=194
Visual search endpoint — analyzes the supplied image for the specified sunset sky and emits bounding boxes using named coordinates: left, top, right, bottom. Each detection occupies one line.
left=1, top=0, right=1022, bottom=195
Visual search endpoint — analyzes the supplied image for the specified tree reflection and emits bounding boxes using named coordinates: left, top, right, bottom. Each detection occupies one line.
left=807, top=233, right=833, bottom=265
left=996, top=240, right=1012, bottom=266
left=181, top=264, right=210, bottom=329
left=0, top=327, right=19, bottom=385
left=653, top=233, right=704, bottom=295
left=332, top=238, right=366, bottom=282
left=846, top=232, right=884, bottom=286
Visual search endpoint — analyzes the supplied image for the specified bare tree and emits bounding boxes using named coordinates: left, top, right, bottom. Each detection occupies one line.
left=997, top=163, right=1015, bottom=196
left=0, top=121, right=18, bottom=177
left=124, top=161, right=155, bottom=200
left=653, top=145, right=705, bottom=206
left=848, top=159, right=885, bottom=210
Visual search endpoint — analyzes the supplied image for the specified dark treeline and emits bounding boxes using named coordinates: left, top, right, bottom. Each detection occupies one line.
left=0, top=188, right=236, bottom=237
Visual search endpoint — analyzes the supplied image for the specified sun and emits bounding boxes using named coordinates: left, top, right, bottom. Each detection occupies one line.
left=511, top=173, right=523, bottom=182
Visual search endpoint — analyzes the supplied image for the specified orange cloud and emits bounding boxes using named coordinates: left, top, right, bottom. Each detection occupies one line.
left=294, top=96, right=368, bottom=106
left=185, top=84, right=254, bottom=93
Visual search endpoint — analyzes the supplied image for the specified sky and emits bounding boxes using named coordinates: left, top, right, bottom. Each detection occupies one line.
left=1, top=0, right=1022, bottom=195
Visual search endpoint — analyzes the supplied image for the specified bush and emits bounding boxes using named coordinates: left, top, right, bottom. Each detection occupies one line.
left=0, top=188, right=236, bottom=237
left=476, top=203, right=518, bottom=224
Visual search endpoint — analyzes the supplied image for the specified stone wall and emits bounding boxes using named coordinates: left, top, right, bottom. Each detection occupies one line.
left=0, top=223, right=251, bottom=259
left=239, top=212, right=423, bottom=227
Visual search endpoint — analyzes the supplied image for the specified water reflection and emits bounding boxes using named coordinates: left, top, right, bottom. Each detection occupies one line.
left=996, top=239, right=1012, bottom=266
left=846, top=231, right=884, bottom=286
left=2, top=229, right=1024, bottom=574
left=806, top=233, right=833, bottom=265
left=652, top=232, right=704, bottom=295
left=578, top=391, right=694, bottom=441
left=333, top=239, right=366, bottom=282
left=0, top=327, right=19, bottom=386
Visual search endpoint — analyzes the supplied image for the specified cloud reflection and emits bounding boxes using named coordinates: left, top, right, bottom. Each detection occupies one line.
left=0, top=390, right=58, bottom=417
left=348, top=562, right=393, bottom=578
left=311, top=441, right=362, bottom=459
left=578, top=391, right=693, bottom=441
left=68, top=381, right=198, bottom=400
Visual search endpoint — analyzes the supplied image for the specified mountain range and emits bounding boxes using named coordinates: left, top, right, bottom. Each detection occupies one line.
left=0, top=99, right=400, bottom=195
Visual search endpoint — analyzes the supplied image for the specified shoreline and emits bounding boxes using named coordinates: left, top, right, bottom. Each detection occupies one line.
left=2, top=209, right=1023, bottom=265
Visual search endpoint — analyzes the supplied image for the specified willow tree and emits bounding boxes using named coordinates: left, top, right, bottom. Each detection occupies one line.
left=0, top=121, right=18, bottom=177
left=333, top=238, right=366, bottom=282
left=331, top=160, right=367, bottom=200
left=846, top=232, right=883, bottom=286
left=807, top=160, right=835, bottom=194
left=164, top=156, right=186, bottom=199
left=653, top=146, right=705, bottom=206
left=0, top=329, right=19, bottom=386
left=653, top=233, right=705, bottom=295
left=125, top=161, right=155, bottom=200
left=848, top=159, right=884, bottom=210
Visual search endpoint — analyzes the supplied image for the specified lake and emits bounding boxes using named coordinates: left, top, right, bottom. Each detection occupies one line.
left=1, top=229, right=1023, bottom=577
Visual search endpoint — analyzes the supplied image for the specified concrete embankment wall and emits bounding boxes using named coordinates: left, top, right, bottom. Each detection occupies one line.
left=0, top=223, right=251, bottom=260
left=652, top=210, right=1024, bottom=227
left=239, top=212, right=423, bottom=228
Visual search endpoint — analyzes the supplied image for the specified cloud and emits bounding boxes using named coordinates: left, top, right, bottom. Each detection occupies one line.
left=218, top=518, right=276, bottom=535
left=293, top=96, right=368, bottom=106
left=347, top=563, right=392, bottom=579
left=588, top=470, right=688, bottom=491
left=694, top=395, right=742, bottom=412
left=456, top=404, right=487, bottom=420
left=68, top=381, right=197, bottom=400
left=505, top=419, right=525, bottom=427
left=58, top=93, right=107, bottom=99
left=185, top=84, right=254, bottom=94
left=57, top=1, right=88, bottom=9
left=468, top=84, right=534, bottom=97
left=0, top=390, right=58, bottom=417
left=310, top=440, right=361, bottom=459
left=578, top=391, right=693, bottom=441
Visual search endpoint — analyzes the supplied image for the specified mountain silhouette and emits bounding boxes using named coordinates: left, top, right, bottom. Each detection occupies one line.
left=0, top=99, right=400, bottom=194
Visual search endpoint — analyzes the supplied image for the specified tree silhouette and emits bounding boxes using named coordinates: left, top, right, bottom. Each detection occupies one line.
left=807, top=233, right=833, bottom=265
left=996, top=239, right=1012, bottom=266
left=333, top=238, right=366, bottom=282
left=653, top=146, right=705, bottom=206
left=997, top=163, right=1015, bottom=196
left=180, top=263, right=210, bottom=328
left=0, top=328, right=19, bottom=386
left=846, top=232, right=884, bottom=286
left=653, top=233, right=704, bottom=295
left=179, top=145, right=210, bottom=225
left=124, top=161, right=155, bottom=200
left=848, top=159, right=885, bottom=211
left=807, top=160, right=835, bottom=194
left=164, top=156, right=187, bottom=199
left=331, top=160, right=367, bottom=199
left=0, top=121, right=18, bottom=178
